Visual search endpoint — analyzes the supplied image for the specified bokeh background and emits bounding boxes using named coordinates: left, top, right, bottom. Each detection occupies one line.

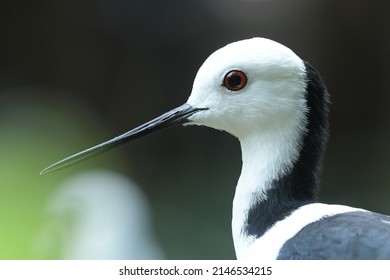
left=0, top=0, right=389, bottom=259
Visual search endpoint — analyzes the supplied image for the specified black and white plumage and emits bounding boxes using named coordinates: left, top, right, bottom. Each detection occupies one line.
left=41, top=38, right=390, bottom=259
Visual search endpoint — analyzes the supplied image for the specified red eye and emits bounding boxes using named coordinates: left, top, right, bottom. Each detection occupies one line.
left=223, top=70, right=247, bottom=91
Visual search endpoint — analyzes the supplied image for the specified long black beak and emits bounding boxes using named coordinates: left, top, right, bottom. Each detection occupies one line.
left=41, top=103, right=206, bottom=174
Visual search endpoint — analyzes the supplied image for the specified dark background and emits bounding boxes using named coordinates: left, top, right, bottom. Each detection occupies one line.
left=0, top=0, right=389, bottom=259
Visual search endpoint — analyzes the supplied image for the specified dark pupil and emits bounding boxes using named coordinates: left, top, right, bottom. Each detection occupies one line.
left=228, top=74, right=242, bottom=88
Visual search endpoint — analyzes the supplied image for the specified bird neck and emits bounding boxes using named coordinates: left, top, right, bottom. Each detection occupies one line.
left=232, top=126, right=309, bottom=258
left=232, top=61, right=330, bottom=259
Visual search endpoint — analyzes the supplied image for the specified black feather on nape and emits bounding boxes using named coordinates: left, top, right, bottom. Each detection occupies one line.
left=245, top=61, right=330, bottom=238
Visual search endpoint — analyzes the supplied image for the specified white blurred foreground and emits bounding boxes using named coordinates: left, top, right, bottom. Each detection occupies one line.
left=35, top=170, right=164, bottom=259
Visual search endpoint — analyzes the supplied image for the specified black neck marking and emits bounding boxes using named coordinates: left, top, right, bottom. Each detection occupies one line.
left=245, top=61, right=330, bottom=238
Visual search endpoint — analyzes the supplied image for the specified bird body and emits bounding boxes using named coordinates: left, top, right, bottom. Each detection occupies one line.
left=240, top=203, right=362, bottom=259
left=41, top=38, right=390, bottom=259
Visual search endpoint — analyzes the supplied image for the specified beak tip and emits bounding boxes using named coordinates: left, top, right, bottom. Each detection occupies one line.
left=40, top=166, right=53, bottom=175
left=40, top=169, right=47, bottom=175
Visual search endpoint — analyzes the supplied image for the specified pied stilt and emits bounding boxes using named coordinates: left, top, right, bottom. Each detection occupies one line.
left=41, top=38, right=390, bottom=259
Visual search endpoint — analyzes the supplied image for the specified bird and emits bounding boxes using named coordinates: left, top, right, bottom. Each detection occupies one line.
left=41, top=37, right=390, bottom=259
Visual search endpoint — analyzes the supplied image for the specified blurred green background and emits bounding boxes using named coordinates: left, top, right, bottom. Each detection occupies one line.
left=0, top=0, right=389, bottom=259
